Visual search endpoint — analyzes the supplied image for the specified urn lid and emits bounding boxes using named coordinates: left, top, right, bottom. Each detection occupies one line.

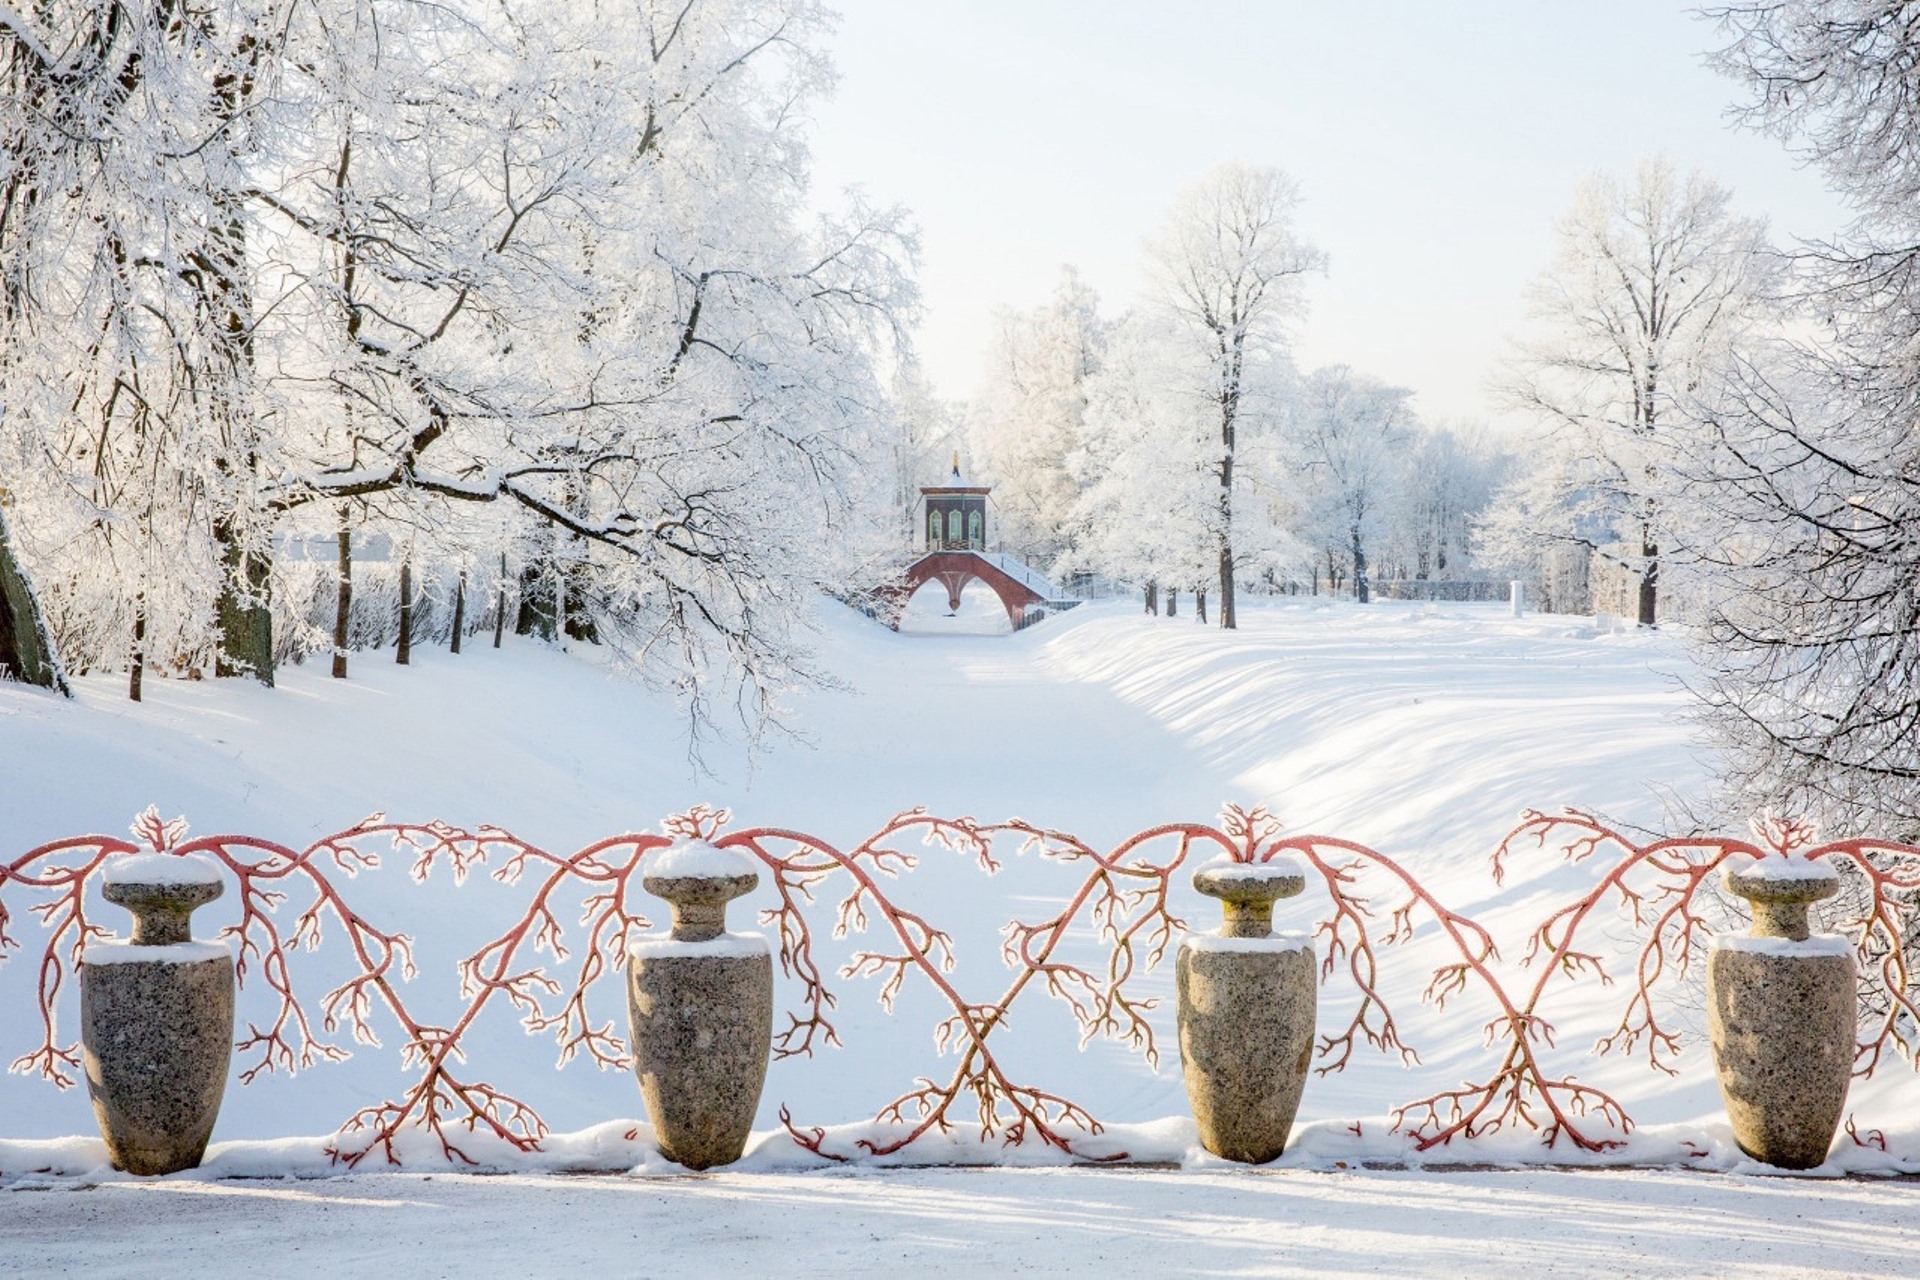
left=1721, top=856, right=1840, bottom=907
left=641, top=840, right=759, bottom=905
left=102, top=852, right=224, bottom=909
left=101, top=852, right=224, bottom=946
left=640, top=840, right=760, bottom=944
left=1192, top=856, right=1308, bottom=906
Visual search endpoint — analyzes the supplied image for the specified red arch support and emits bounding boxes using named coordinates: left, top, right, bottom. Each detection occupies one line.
left=880, top=552, right=1049, bottom=629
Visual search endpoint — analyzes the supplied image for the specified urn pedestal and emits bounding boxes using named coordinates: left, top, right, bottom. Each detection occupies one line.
left=81, top=854, right=234, bottom=1176
left=627, top=842, right=772, bottom=1171
left=1176, top=859, right=1317, bottom=1164
left=1707, top=859, right=1855, bottom=1170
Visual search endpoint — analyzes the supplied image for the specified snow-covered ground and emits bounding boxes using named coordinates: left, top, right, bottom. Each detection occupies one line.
left=4, top=597, right=1918, bottom=1275
left=6, top=1164, right=1920, bottom=1278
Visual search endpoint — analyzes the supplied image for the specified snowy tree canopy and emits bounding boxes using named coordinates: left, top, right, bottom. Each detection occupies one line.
left=1286, top=366, right=1415, bottom=605
left=1488, top=157, right=1776, bottom=625
left=968, top=266, right=1106, bottom=567
left=0, top=1, right=918, bottom=744
left=1066, top=310, right=1218, bottom=601
left=1686, top=0, right=1920, bottom=836
left=1147, top=163, right=1324, bottom=628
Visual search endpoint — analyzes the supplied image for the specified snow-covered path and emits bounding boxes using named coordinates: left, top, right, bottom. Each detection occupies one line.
left=3, top=596, right=1701, bottom=857
left=6, top=1165, right=1917, bottom=1278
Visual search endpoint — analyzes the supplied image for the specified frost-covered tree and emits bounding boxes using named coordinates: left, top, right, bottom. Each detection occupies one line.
left=1149, top=163, right=1324, bottom=629
left=968, top=266, right=1105, bottom=564
left=257, top=1, right=915, bottom=723
left=1493, top=158, right=1774, bottom=626
left=1682, top=1, right=1920, bottom=835
left=1, top=2, right=917, bottom=743
left=887, top=363, right=964, bottom=544
left=1378, top=425, right=1509, bottom=583
left=1286, top=366, right=1414, bottom=603
left=0, top=2, right=280, bottom=692
left=1065, top=312, right=1216, bottom=609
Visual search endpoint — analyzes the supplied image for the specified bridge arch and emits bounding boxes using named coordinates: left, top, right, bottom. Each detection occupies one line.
left=878, top=552, right=1049, bottom=630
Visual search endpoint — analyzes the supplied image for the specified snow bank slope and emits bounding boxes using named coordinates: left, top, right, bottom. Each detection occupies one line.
left=1038, top=598, right=1710, bottom=861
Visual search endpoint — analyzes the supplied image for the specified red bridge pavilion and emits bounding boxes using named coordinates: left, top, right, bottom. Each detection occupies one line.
left=874, top=460, right=1078, bottom=631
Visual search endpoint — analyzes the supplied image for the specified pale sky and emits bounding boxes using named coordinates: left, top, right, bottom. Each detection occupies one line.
left=803, top=0, right=1849, bottom=430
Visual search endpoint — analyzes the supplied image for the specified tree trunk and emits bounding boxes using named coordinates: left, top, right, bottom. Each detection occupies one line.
left=396, top=560, right=413, bottom=665
left=450, top=571, right=466, bottom=654
left=563, top=559, right=598, bottom=643
left=1352, top=522, right=1370, bottom=605
left=332, top=517, right=351, bottom=679
left=207, top=37, right=273, bottom=687
left=1217, top=363, right=1240, bottom=631
left=1168, top=587, right=1178, bottom=618
left=516, top=563, right=556, bottom=639
left=213, top=520, right=274, bottom=685
left=0, top=506, right=67, bottom=695
left=1217, top=542, right=1236, bottom=628
left=1144, top=581, right=1158, bottom=615
left=1638, top=525, right=1659, bottom=627
left=493, top=553, right=507, bottom=648
left=1195, top=586, right=1208, bottom=624
left=128, top=596, right=145, bottom=702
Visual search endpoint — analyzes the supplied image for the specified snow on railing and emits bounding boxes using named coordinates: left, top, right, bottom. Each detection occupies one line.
left=4, top=805, right=1918, bottom=1167
left=972, top=550, right=1063, bottom=600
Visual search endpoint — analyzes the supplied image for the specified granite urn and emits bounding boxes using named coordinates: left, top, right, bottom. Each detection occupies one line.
left=627, top=841, right=773, bottom=1170
left=1176, top=858, right=1317, bottom=1164
left=81, top=854, right=234, bottom=1176
left=1707, top=858, right=1855, bottom=1170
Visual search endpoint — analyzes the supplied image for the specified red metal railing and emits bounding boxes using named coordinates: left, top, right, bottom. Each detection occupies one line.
left=5, top=805, right=1917, bottom=1166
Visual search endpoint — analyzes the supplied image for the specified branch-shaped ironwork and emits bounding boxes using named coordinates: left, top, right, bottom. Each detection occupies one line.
left=3, top=802, right=1660, bottom=1168
left=1440, top=808, right=1920, bottom=1152
left=746, top=805, right=1511, bottom=1162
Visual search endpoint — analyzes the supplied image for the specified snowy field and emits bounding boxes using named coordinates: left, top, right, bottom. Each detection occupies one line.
left=4, top=595, right=1919, bottom=1276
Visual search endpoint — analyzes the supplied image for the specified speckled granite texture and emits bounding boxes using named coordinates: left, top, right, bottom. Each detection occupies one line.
left=104, top=877, right=222, bottom=946
left=1708, top=864, right=1854, bottom=1170
left=628, top=867, right=772, bottom=1171
left=1176, top=862, right=1317, bottom=1163
left=81, top=878, right=234, bottom=1176
left=1177, top=942, right=1316, bottom=1163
